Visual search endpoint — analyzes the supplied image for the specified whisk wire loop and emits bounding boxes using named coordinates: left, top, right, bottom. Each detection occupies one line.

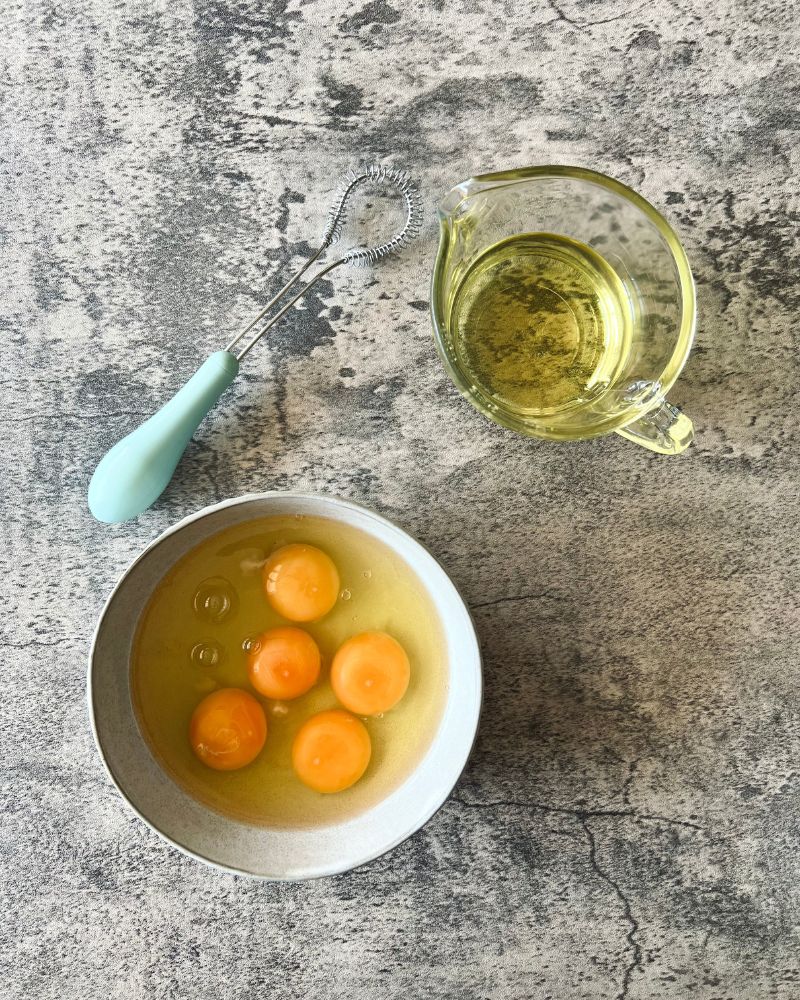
left=225, top=163, right=422, bottom=361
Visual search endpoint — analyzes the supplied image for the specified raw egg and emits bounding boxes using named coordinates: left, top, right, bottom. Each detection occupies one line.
left=331, top=630, right=410, bottom=716
left=292, top=709, right=372, bottom=793
left=263, top=543, right=340, bottom=622
left=189, top=688, right=267, bottom=771
left=248, top=626, right=321, bottom=700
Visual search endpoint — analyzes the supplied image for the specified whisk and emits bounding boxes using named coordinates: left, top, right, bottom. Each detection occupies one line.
left=88, top=164, right=422, bottom=523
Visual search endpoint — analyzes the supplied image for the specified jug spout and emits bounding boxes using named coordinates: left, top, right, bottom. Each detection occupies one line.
left=616, top=398, right=694, bottom=455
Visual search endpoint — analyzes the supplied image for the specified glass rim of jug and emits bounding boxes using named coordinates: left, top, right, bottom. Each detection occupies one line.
left=430, top=164, right=696, bottom=442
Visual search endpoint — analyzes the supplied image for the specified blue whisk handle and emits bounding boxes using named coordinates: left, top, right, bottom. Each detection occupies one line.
left=88, top=351, right=240, bottom=523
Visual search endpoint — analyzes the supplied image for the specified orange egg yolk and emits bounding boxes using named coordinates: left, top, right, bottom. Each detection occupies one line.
left=189, top=688, right=267, bottom=771
left=263, top=543, right=340, bottom=622
left=330, top=630, right=411, bottom=716
left=292, top=709, right=372, bottom=793
left=248, top=626, right=321, bottom=700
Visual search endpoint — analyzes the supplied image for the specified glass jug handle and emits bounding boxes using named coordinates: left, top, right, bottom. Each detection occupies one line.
left=615, top=399, right=694, bottom=455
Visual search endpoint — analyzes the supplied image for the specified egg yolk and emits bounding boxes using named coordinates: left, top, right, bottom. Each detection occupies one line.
left=248, top=626, right=321, bottom=700
left=263, top=543, right=340, bottom=622
left=330, top=630, right=411, bottom=716
left=292, top=709, right=372, bottom=793
left=189, top=688, right=267, bottom=771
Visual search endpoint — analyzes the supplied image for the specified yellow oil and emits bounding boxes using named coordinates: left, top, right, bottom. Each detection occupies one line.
left=131, top=515, right=448, bottom=829
left=449, top=233, right=632, bottom=414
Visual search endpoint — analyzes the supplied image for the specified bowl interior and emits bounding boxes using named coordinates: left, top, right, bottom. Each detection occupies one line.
left=89, top=494, right=482, bottom=879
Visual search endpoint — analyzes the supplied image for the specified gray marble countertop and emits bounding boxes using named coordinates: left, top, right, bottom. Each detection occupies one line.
left=3, top=2, right=799, bottom=998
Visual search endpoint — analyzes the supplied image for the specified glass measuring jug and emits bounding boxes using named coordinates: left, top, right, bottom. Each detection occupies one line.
left=431, top=166, right=696, bottom=454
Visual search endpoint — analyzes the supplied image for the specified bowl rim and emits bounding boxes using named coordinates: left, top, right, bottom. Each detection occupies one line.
left=87, top=491, right=483, bottom=880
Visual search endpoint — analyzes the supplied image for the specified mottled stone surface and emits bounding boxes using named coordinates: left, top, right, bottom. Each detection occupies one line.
left=2, top=1, right=799, bottom=997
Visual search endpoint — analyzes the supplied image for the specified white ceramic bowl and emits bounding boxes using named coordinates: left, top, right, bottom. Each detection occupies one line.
left=88, top=493, right=482, bottom=880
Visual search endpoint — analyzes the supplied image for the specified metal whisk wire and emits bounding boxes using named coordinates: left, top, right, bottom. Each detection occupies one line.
left=226, top=164, right=422, bottom=361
